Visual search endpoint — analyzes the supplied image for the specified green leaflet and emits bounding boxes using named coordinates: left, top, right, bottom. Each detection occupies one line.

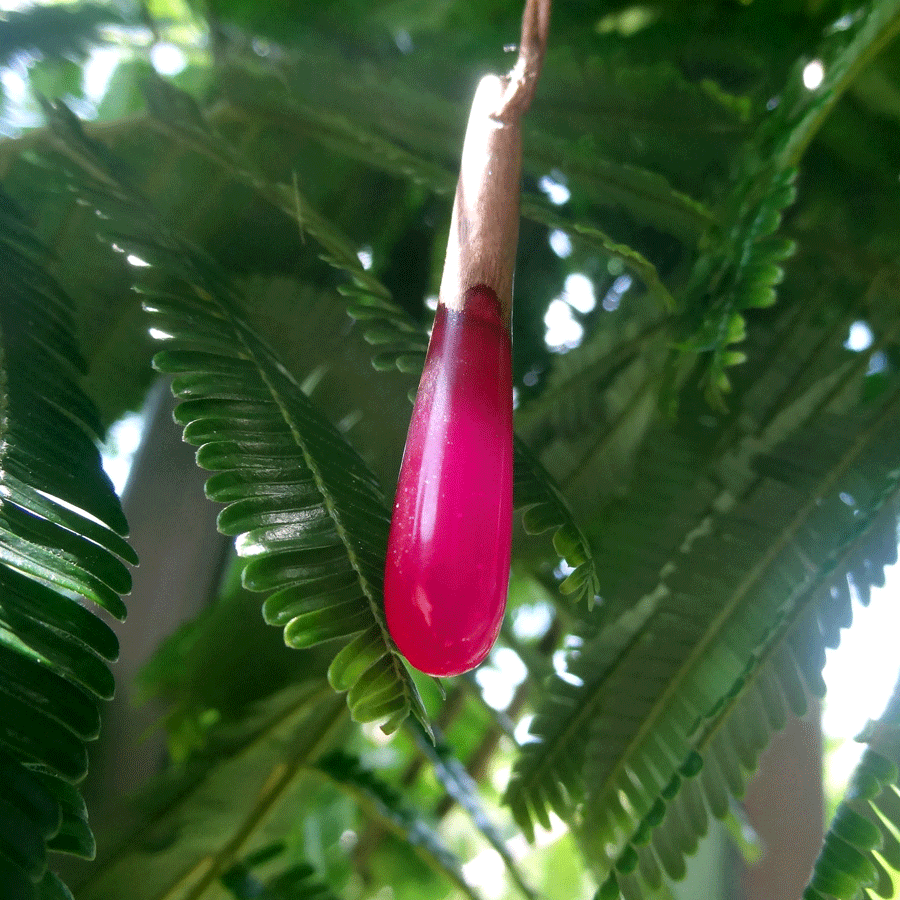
left=149, top=291, right=429, bottom=737
left=677, top=168, right=797, bottom=406
left=804, top=679, right=900, bottom=900
left=513, top=441, right=600, bottom=607
left=39, top=101, right=430, bottom=739
left=0, top=191, right=133, bottom=899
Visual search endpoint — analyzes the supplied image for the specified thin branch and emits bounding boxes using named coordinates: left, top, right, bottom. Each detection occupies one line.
left=494, top=0, right=552, bottom=122
left=79, top=685, right=333, bottom=894
left=175, top=696, right=348, bottom=900
left=434, top=681, right=531, bottom=820
left=438, top=0, right=552, bottom=322
left=434, top=614, right=563, bottom=821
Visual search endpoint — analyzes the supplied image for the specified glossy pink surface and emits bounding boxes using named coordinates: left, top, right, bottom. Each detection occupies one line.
left=385, top=285, right=513, bottom=676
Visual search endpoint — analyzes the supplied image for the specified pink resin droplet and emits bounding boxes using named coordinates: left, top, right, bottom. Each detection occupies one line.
left=385, top=285, right=513, bottom=677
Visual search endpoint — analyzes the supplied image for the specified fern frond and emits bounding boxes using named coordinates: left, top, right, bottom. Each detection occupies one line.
left=0, top=191, right=134, bottom=898
left=503, top=597, right=655, bottom=843
left=678, top=168, right=797, bottom=405
left=519, top=199, right=674, bottom=310
left=220, top=74, right=459, bottom=197
left=505, top=393, right=900, bottom=877
left=38, top=101, right=430, bottom=737
left=145, top=267, right=429, bottom=738
left=596, top=488, right=899, bottom=899
left=225, top=58, right=712, bottom=240
left=578, top=400, right=900, bottom=869
left=515, top=312, right=667, bottom=449
left=340, top=284, right=429, bottom=375
left=314, top=751, right=481, bottom=900
left=775, top=0, right=900, bottom=170
left=803, top=676, right=900, bottom=900
left=581, top=426, right=712, bottom=627
left=590, top=295, right=880, bottom=631
left=513, top=281, right=900, bottom=893
left=513, top=441, right=600, bottom=607
left=515, top=309, right=669, bottom=510
left=139, top=76, right=386, bottom=298
left=537, top=55, right=751, bottom=165
left=680, top=1, right=900, bottom=403
left=522, top=134, right=715, bottom=241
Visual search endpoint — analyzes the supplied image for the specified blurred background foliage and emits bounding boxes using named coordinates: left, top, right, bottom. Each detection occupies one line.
left=3, top=1, right=900, bottom=899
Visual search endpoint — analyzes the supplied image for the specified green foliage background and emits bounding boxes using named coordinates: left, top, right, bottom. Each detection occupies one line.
left=2, top=1, right=900, bottom=899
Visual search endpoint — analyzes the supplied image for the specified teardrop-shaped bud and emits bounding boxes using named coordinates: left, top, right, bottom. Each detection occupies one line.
left=385, top=285, right=513, bottom=676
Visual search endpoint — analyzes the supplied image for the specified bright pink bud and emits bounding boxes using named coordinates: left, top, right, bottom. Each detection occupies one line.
left=385, top=285, right=513, bottom=676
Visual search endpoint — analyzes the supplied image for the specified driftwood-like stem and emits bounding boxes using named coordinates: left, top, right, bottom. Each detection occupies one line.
left=383, top=0, right=550, bottom=677
left=437, top=0, right=551, bottom=326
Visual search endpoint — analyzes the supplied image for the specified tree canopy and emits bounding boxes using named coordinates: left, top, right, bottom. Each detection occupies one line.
left=2, top=1, right=900, bottom=899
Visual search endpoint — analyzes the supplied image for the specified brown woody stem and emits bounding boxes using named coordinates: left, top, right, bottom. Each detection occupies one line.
left=437, top=0, right=551, bottom=327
